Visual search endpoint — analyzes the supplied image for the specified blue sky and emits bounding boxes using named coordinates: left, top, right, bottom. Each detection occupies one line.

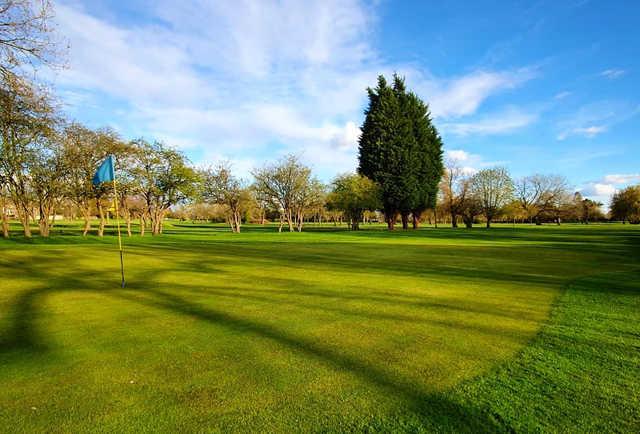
left=50, top=0, right=639, bottom=205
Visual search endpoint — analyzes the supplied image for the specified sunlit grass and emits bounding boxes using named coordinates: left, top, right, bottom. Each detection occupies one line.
left=0, top=222, right=638, bottom=431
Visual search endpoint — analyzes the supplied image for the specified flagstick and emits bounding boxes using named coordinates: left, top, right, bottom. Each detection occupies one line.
left=112, top=178, right=125, bottom=288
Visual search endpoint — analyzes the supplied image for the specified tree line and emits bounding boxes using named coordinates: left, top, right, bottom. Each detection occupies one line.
left=2, top=1, right=637, bottom=239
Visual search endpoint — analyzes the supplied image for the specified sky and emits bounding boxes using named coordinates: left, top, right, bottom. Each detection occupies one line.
left=48, top=0, right=640, bottom=206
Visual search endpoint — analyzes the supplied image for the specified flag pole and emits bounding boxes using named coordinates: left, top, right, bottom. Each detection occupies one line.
left=112, top=177, right=125, bottom=288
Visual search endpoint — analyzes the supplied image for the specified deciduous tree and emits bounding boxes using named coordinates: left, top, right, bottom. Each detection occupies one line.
left=327, top=173, right=380, bottom=230
left=610, top=185, right=640, bottom=224
left=131, top=139, right=199, bottom=235
left=201, top=163, right=249, bottom=233
left=470, top=167, right=514, bottom=228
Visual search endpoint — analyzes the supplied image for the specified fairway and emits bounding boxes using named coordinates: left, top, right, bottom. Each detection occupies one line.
left=1, top=224, right=639, bottom=432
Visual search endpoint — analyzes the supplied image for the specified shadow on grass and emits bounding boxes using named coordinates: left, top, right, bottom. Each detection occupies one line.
left=0, top=254, right=512, bottom=431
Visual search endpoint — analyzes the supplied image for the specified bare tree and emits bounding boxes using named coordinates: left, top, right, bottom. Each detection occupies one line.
left=0, top=0, right=65, bottom=82
left=292, top=178, right=325, bottom=232
left=470, top=167, right=514, bottom=228
left=515, top=174, right=570, bottom=224
left=440, top=157, right=471, bottom=228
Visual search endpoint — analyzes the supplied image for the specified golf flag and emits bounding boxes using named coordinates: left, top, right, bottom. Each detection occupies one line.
left=93, top=155, right=115, bottom=186
left=92, top=155, right=126, bottom=288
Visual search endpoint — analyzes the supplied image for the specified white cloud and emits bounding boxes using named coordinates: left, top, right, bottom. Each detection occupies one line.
left=416, top=68, right=536, bottom=119
left=444, top=149, right=501, bottom=174
left=556, top=101, right=640, bottom=141
left=602, top=174, right=640, bottom=184
left=600, top=69, right=626, bottom=79
left=52, top=1, right=538, bottom=179
left=441, top=107, right=536, bottom=136
left=554, top=91, right=571, bottom=100
left=580, top=173, right=640, bottom=206
left=582, top=183, right=617, bottom=196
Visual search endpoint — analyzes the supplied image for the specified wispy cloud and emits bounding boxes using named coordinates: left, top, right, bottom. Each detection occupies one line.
left=441, top=107, right=537, bottom=136
left=600, top=69, right=626, bottom=79
left=422, top=68, right=537, bottom=119
left=556, top=101, right=639, bottom=141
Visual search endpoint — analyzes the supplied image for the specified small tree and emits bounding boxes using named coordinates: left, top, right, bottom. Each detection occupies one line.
left=29, top=136, right=65, bottom=237
left=252, top=155, right=318, bottom=232
left=459, top=193, right=483, bottom=228
left=132, top=139, right=199, bottom=235
left=470, top=167, right=514, bottom=228
left=440, top=157, right=471, bottom=228
left=327, top=174, right=380, bottom=230
left=201, top=163, right=249, bottom=233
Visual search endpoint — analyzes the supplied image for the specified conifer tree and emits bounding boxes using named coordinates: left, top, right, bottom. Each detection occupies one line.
left=358, top=74, right=443, bottom=230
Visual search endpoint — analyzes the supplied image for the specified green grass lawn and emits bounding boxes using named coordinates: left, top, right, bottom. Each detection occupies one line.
left=1, top=222, right=638, bottom=432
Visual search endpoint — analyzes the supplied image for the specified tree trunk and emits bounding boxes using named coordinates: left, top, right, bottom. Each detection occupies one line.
left=140, top=215, right=146, bottom=236
left=82, top=212, right=91, bottom=236
left=151, top=210, right=161, bottom=235
left=1, top=200, right=9, bottom=238
left=287, top=209, right=294, bottom=232
left=387, top=216, right=396, bottom=231
left=38, top=201, right=54, bottom=237
left=17, top=206, right=31, bottom=238
left=400, top=213, right=409, bottom=230
left=385, top=210, right=397, bottom=231
left=125, top=213, right=132, bottom=237
left=412, top=212, right=421, bottom=229
left=451, top=212, right=458, bottom=228
left=97, top=202, right=105, bottom=237
left=296, top=211, right=303, bottom=232
left=486, top=219, right=491, bottom=228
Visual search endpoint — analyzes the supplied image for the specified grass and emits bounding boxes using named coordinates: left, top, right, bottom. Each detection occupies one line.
left=0, top=221, right=638, bottom=432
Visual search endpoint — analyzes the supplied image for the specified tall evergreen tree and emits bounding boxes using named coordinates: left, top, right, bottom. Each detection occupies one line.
left=358, top=74, right=443, bottom=230
left=358, top=75, right=403, bottom=229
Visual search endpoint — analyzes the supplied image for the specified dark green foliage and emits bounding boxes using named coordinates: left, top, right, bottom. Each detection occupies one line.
left=358, top=74, right=443, bottom=229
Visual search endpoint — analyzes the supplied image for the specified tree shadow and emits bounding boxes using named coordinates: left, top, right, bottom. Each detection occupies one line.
left=113, top=280, right=509, bottom=432
left=0, top=254, right=513, bottom=431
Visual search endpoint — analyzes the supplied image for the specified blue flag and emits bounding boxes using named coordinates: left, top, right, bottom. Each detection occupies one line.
left=93, top=155, right=115, bottom=186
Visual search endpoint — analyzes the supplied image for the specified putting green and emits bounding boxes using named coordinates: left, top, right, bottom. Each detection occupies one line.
left=0, top=223, right=638, bottom=431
